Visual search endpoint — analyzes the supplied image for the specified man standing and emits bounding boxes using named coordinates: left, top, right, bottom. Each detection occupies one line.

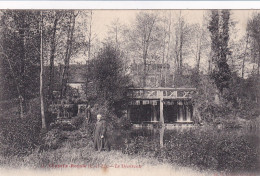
left=93, top=114, right=110, bottom=151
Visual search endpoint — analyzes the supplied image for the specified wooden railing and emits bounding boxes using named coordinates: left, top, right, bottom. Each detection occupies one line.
left=128, top=87, right=196, bottom=99
left=49, top=103, right=87, bottom=119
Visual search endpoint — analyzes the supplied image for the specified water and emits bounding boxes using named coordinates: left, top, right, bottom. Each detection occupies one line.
left=109, top=126, right=260, bottom=172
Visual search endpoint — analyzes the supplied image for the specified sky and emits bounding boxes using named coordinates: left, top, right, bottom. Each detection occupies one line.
left=73, top=9, right=259, bottom=74
left=91, top=9, right=259, bottom=41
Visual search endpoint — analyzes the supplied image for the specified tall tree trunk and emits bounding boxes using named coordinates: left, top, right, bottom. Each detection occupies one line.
left=86, top=11, right=93, bottom=97
left=161, top=15, right=167, bottom=87
left=196, top=28, right=203, bottom=73
left=179, top=30, right=183, bottom=75
left=178, top=11, right=183, bottom=75
left=175, top=31, right=179, bottom=74
left=142, top=18, right=155, bottom=88
left=61, top=12, right=76, bottom=98
left=88, top=10, right=92, bottom=62
left=48, top=13, right=58, bottom=102
left=135, top=13, right=156, bottom=88
left=209, top=10, right=220, bottom=73
left=196, top=41, right=202, bottom=73
left=40, top=11, right=46, bottom=130
left=241, top=34, right=249, bottom=78
left=17, top=13, right=26, bottom=118
left=257, top=49, right=260, bottom=78
left=197, top=51, right=201, bottom=73
left=165, top=12, right=172, bottom=87
left=143, top=49, right=147, bottom=87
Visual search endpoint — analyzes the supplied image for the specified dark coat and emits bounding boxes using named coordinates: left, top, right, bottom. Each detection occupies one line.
left=93, top=119, right=110, bottom=151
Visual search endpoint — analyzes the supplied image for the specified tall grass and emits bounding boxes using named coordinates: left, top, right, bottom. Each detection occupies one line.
left=122, top=128, right=260, bottom=173
left=0, top=104, right=259, bottom=174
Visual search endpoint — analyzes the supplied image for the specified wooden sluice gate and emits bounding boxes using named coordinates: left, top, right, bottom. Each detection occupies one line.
left=127, top=88, right=196, bottom=126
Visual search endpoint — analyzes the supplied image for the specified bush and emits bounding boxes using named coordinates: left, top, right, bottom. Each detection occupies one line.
left=192, top=75, right=224, bottom=123
left=71, top=115, right=84, bottom=129
left=115, top=113, right=132, bottom=130
left=122, top=128, right=259, bottom=172
left=28, top=97, right=56, bottom=127
left=42, top=129, right=67, bottom=150
left=0, top=114, right=42, bottom=157
left=0, top=97, right=60, bottom=157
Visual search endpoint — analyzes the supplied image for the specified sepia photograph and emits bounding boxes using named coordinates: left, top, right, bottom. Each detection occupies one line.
left=0, top=3, right=259, bottom=176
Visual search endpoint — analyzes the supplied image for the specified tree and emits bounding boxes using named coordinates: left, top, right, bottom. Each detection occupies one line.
left=247, top=13, right=260, bottom=77
left=189, top=13, right=211, bottom=74
left=0, top=10, right=41, bottom=118
left=105, top=18, right=126, bottom=50
left=208, top=10, right=232, bottom=94
left=126, top=11, right=159, bottom=87
left=87, top=10, right=93, bottom=62
left=159, top=11, right=172, bottom=87
left=174, top=11, right=187, bottom=75
left=88, top=44, right=130, bottom=117
left=247, top=12, right=260, bottom=103
left=41, top=10, right=88, bottom=101
left=241, top=33, right=249, bottom=78
left=47, top=11, right=60, bottom=102
left=40, top=11, right=47, bottom=130
left=229, top=34, right=250, bottom=78
left=1, top=10, right=89, bottom=128
left=208, top=10, right=220, bottom=73
left=60, top=11, right=78, bottom=98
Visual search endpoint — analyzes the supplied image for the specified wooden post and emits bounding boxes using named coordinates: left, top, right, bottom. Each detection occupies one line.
left=127, top=106, right=131, bottom=120
left=159, top=126, right=165, bottom=148
left=159, top=90, right=164, bottom=124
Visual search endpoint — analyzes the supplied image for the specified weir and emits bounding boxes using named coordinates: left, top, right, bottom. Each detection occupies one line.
left=127, top=87, right=196, bottom=125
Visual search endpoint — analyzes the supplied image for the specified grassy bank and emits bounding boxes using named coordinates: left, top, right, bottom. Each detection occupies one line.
left=0, top=126, right=220, bottom=176
left=0, top=113, right=259, bottom=176
left=123, top=127, right=260, bottom=173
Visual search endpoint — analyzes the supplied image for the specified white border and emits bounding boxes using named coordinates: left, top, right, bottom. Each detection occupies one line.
left=0, top=1, right=259, bottom=10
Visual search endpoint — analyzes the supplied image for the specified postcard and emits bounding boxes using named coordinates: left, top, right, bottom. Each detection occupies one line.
left=0, top=1, right=259, bottom=176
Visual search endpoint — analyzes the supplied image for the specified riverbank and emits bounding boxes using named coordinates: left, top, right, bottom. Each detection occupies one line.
left=1, top=124, right=259, bottom=176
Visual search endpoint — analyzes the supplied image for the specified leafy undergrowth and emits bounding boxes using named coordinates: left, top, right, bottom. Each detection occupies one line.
left=122, top=128, right=260, bottom=173
left=0, top=115, right=42, bottom=157
left=0, top=126, right=220, bottom=176
left=0, top=125, right=207, bottom=176
left=0, top=122, right=154, bottom=168
left=0, top=115, right=259, bottom=176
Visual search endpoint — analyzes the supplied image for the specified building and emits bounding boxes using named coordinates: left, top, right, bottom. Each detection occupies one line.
left=128, top=62, right=196, bottom=124
left=127, top=87, right=195, bottom=124
left=56, top=63, right=196, bottom=124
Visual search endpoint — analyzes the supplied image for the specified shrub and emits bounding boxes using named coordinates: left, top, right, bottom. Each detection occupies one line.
left=42, top=129, right=67, bottom=150
left=122, top=128, right=259, bottom=172
left=71, top=115, right=84, bottom=129
left=0, top=114, right=42, bottom=157
left=115, top=113, right=132, bottom=130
